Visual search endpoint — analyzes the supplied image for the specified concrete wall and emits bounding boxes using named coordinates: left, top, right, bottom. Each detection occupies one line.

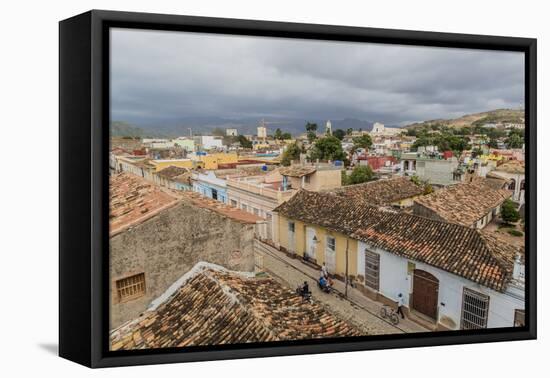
left=416, top=159, right=458, bottom=186
left=109, top=200, right=256, bottom=329
left=357, top=241, right=524, bottom=329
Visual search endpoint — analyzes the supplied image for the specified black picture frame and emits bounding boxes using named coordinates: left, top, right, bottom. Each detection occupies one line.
left=59, top=9, right=537, bottom=368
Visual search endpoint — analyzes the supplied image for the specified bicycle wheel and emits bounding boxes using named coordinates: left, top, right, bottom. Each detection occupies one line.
left=379, top=306, right=387, bottom=318
left=389, top=312, right=399, bottom=325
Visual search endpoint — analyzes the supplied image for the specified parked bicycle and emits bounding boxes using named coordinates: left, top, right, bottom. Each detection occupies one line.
left=379, top=305, right=400, bottom=325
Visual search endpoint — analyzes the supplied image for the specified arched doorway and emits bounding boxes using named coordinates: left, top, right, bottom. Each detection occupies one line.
left=412, top=269, right=439, bottom=320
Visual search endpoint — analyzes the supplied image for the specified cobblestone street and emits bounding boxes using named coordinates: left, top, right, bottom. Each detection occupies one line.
left=255, top=240, right=429, bottom=335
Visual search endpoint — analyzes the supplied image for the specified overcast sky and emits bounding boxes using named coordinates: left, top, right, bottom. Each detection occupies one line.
left=111, top=28, right=524, bottom=126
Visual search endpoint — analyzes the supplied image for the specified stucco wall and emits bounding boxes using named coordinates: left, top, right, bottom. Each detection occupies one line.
left=357, top=241, right=524, bottom=329
left=109, top=200, right=255, bottom=329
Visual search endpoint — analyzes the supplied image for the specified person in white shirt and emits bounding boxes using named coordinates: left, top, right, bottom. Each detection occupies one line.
left=321, top=263, right=328, bottom=279
left=397, top=293, right=405, bottom=319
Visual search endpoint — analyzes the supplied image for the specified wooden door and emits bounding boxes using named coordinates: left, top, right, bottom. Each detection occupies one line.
left=412, top=269, right=439, bottom=319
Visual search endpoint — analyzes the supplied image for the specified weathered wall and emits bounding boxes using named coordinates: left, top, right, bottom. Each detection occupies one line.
left=109, top=200, right=255, bottom=329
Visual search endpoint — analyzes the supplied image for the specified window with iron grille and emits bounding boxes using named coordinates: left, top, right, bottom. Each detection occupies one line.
left=288, top=221, right=295, bottom=233
left=364, top=250, right=380, bottom=290
left=116, top=273, right=146, bottom=302
left=327, top=236, right=336, bottom=251
left=461, top=288, right=490, bottom=329
left=514, top=309, right=525, bottom=327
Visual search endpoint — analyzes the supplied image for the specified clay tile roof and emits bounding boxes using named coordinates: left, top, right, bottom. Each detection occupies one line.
left=110, top=173, right=180, bottom=236
left=496, top=160, right=525, bottom=174
left=278, top=165, right=317, bottom=177
left=110, top=265, right=360, bottom=350
left=179, top=191, right=264, bottom=224
left=274, top=190, right=518, bottom=291
left=156, top=166, right=189, bottom=179
left=413, top=179, right=511, bottom=227
left=328, top=177, right=424, bottom=205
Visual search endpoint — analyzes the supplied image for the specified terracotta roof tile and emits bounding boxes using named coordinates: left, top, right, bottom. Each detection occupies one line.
left=278, top=165, right=317, bottom=177
left=413, top=178, right=511, bottom=227
left=156, top=166, right=189, bottom=179
left=110, top=173, right=180, bottom=236
left=274, top=190, right=518, bottom=291
left=110, top=268, right=360, bottom=350
left=328, top=177, right=424, bottom=205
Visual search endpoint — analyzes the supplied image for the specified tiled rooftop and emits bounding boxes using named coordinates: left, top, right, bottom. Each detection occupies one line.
left=110, top=173, right=262, bottom=237
left=278, top=165, right=317, bottom=177
left=110, top=265, right=360, bottom=350
left=328, top=177, right=424, bottom=205
left=495, top=160, right=525, bottom=174
left=413, top=178, right=511, bottom=227
left=180, top=191, right=264, bottom=224
left=274, top=190, right=519, bottom=291
left=110, top=173, right=180, bottom=236
left=156, top=166, right=189, bottom=179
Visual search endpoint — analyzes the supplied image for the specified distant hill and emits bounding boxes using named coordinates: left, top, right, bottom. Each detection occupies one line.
left=404, top=109, right=524, bottom=130
left=110, top=121, right=169, bottom=138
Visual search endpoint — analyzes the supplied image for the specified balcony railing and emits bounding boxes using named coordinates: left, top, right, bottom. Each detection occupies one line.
left=226, top=177, right=295, bottom=201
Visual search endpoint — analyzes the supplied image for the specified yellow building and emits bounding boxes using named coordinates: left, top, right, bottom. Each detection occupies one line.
left=273, top=177, right=424, bottom=279
left=150, top=159, right=194, bottom=171
left=197, top=153, right=238, bottom=170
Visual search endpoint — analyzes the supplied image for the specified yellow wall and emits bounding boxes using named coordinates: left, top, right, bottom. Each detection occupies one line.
left=198, top=153, right=238, bottom=170
left=277, top=214, right=358, bottom=277
left=152, top=160, right=193, bottom=171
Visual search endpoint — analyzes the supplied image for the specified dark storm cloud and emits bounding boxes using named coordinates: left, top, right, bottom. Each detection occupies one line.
left=111, top=28, right=524, bottom=126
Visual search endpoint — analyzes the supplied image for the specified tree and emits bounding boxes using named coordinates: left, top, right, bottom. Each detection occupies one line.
left=281, top=132, right=292, bottom=140
left=352, top=134, right=373, bottom=150
left=333, top=129, right=346, bottom=141
left=506, top=129, right=524, bottom=148
left=487, top=137, right=499, bottom=149
left=280, top=142, right=301, bottom=166
left=305, top=122, right=318, bottom=143
left=346, top=128, right=354, bottom=136
left=472, top=148, right=484, bottom=158
left=237, top=135, right=252, bottom=149
left=309, top=136, right=346, bottom=162
left=274, top=128, right=283, bottom=140
left=211, top=127, right=225, bottom=136
left=346, top=165, right=375, bottom=185
left=501, top=199, right=520, bottom=225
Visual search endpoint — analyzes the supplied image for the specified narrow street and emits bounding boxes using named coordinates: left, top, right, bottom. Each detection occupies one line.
left=255, top=239, right=430, bottom=335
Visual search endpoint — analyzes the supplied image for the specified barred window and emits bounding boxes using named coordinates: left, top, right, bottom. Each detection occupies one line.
left=116, top=273, right=146, bottom=302
left=364, top=250, right=380, bottom=290
left=288, top=221, right=295, bottom=233
left=327, top=236, right=336, bottom=251
left=461, top=288, right=490, bottom=329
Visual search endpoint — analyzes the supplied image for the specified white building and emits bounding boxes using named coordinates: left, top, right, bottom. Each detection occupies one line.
left=325, top=120, right=332, bottom=135
left=257, top=125, right=267, bottom=139
left=226, top=128, right=238, bottom=136
left=194, top=135, right=223, bottom=150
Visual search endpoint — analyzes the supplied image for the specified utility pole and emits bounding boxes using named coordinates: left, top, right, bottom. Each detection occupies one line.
left=345, top=238, right=349, bottom=298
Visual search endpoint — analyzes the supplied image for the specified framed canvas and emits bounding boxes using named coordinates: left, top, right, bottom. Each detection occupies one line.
left=59, top=10, right=536, bottom=368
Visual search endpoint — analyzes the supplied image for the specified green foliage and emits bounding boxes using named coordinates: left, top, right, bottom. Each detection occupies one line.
left=501, top=199, right=520, bottom=225
left=281, top=142, right=301, bottom=166
left=274, top=128, right=283, bottom=140
left=507, top=229, right=524, bottom=237
left=412, top=132, right=470, bottom=156
left=487, top=137, right=499, bottom=149
left=472, top=148, right=484, bottom=158
left=505, top=129, right=524, bottom=148
left=211, top=127, right=225, bottom=136
left=305, top=122, right=318, bottom=143
left=423, top=183, right=434, bottom=195
left=309, top=136, right=346, bottom=162
left=333, top=129, right=346, bottom=140
left=346, top=165, right=375, bottom=185
left=346, top=128, right=354, bottom=135
left=352, top=134, right=373, bottom=150
left=237, top=135, right=252, bottom=149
